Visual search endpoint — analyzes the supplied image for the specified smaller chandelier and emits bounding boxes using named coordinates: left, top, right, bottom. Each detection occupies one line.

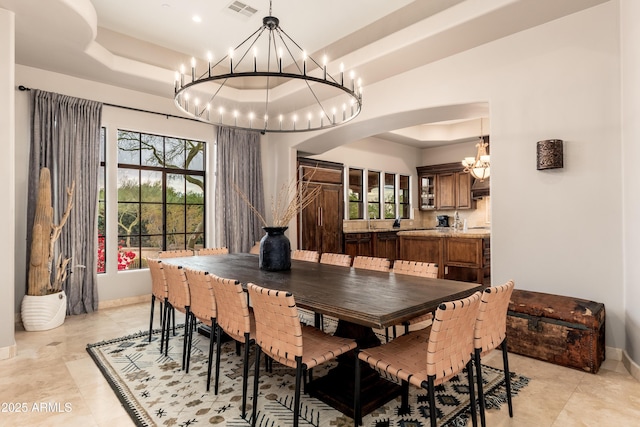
left=173, top=1, right=363, bottom=133
left=462, top=118, right=490, bottom=181
left=462, top=140, right=490, bottom=181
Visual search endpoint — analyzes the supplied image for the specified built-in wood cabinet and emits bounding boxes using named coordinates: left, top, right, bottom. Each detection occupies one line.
left=373, top=231, right=399, bottom=262
left=444, top=237, right=489, bottom=283
left=298, top=159, right=344, bottom=254
left=419, top=174, right=436, bottom=210
left=399, top=234, right=490, bottom=284
left=344, top=232, right=373, bottom=258
left=343, top=230, right=399, bottom=261
left=417, top=163, right=473, bottom=210
left=398, top=235, right=444, bottom=273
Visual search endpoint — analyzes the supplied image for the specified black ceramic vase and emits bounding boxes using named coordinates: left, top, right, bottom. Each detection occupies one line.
left=259, top=226, right=291, bottom=271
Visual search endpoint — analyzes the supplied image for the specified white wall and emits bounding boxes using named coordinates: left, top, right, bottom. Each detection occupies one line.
left=489, top=2, right=623, bottom=348
left=1, top=8, right=16, bottom=359
left=315, top=136, right=422, bottom=175
left=421, top=140, right=477, bottom=166
left=621, top=0, right=640, bottom=365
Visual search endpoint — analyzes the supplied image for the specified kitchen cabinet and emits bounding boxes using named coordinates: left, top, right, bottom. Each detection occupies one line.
left=398, top=235, right=444, bottom=274
left=417, top=163, right=473, bottom=210
left=373, top=231, right=399, bottom=262
left=419, top=174, right=436, bottom=210
left=435, top=171, right=471, bottom=209
left=298, top=159, right=344, bottom=254
left=344, top=232, right=372, bottom=258
left=398, top=231, right=490, bottom=284
left=444, top=237, right=490, bottom=284
left=343, top=230, right=400, bottom=261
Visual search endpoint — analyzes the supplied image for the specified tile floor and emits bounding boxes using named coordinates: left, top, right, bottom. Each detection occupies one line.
left=1, top=302, right=639, bottom=426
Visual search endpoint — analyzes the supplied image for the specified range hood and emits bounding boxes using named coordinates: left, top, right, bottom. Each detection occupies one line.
left=471, top=177, right=490, bottom=199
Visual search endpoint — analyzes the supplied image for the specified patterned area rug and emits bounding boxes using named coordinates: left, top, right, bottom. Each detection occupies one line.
left=87, top=316, right=529, bottom=427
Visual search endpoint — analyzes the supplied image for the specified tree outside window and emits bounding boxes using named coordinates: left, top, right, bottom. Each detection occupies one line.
left=384, top=173, right=396, bottom=219
left=399, top=175, right=410, bottom=219
left=348, top=168, right=364, bottom=220
left=367, top=171, right=381, bottom=219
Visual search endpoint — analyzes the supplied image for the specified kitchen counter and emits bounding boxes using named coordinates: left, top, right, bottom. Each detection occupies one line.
left=343, top=227, right=426, bottom=234
left=397, top=228, right=490, bottom=238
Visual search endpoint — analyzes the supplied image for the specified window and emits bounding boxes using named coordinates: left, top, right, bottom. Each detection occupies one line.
left=384, top=173, right=396, bottom=219
left=348, top=168, right=364, bottom=219
left=97, top=127, right=106, bottom=273
left=116, top=130, right=206, bottom=270
left=367, top=171, right=380, bottom=219
left=344, top=168, right=411, bottom=221
left=399, top=175, right=410, bottom=219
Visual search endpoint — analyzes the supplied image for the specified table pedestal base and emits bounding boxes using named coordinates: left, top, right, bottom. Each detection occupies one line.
left=307, top=361, right=401, bottom=419
left=306, top=319, right=401, bottom=419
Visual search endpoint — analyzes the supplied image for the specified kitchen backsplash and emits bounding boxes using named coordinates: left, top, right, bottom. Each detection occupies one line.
left=343, top=196, right=490, bottom=231
left=420, top=196, right=491, bottom=229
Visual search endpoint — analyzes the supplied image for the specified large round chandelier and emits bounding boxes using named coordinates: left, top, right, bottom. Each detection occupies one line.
left=173, top=1, right=363, bottom=133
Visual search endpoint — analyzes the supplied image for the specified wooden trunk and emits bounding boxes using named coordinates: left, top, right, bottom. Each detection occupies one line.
left=506, top=289, right=605, bottom=374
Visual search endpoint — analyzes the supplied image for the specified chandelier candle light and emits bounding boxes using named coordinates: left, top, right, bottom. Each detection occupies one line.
left=462, top=118, right=491, bottom=181
left=173, top=1, right=363, bottom=133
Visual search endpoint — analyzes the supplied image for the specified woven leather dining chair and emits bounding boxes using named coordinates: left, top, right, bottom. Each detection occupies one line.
left=162, top=263, right=192, bottom=371
left=388, top=260, right=439, bottom=340
left=352, top=255, right=391, bottom=272
left=392, top=259, right=438, bottom=278
left=183, top=267, right=218, bottom=392
left=319, top=252, right=352, bottom=267
left=248, top=283, right=357, bottom=427
left=197, top=247, right=229, bottom=256
left=474, top=280, right=515, bottom=427
left=147, top=258, right=170, bottom=352
left=210, top=275, right=256, bottom=419
left=316, top=252, right=352, bottom=329
left=158, top=249, right=194, bottom=258
left=354, top=291, right=483, bottom=427
left=291, top=249, right=320, bottom=262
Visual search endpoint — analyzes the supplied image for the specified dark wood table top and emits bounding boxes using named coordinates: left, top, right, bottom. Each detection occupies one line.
left=161, top=253, right=483, bottom=329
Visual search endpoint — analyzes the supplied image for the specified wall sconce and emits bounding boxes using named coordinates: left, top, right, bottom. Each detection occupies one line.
left=537, top=139, right=563, bottom=170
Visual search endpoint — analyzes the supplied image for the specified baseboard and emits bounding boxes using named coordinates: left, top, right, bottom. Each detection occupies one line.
left=14, top=294, right=151, bottom=326
left=622, top=351, right=640, bottom=382
left=98, top=294, right=149, bottom=310
left=606, top=345, right=623, bottom=361
left=0, top=342, right=17, bottom=360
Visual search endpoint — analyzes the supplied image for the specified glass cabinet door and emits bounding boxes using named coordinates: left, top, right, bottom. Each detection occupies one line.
left=420, top=175, right=436, bottom=210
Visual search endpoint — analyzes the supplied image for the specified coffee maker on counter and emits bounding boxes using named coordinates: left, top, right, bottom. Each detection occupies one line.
left=436, top=215, right=449, bottom=227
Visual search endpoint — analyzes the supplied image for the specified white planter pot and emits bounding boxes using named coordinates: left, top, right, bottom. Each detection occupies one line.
left=21, top=291, right=67, bottom=332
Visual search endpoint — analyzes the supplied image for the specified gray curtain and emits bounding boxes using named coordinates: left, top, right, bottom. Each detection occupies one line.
left=214, top=126, right=265, bottom=253
left=26, top=89, right=102, bottom=315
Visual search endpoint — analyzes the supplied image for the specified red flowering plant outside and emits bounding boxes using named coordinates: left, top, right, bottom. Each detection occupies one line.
left=97, top=235, right=136, bottom=272
left=97, top=235, right=106, bottom=273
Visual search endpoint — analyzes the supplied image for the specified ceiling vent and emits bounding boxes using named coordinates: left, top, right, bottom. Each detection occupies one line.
left=227, top=1, right=258, bottom=17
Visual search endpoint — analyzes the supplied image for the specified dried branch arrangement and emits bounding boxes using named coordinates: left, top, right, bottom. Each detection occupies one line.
left=27, top=167, right=75, bottom=296
left=234, top=172, right=321, bottom=228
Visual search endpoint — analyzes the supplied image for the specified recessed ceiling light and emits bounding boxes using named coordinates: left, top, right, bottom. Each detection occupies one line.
left=192, top=15, right=202, bottom=23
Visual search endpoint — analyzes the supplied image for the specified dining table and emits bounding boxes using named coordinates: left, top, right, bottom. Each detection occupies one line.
left=161, top=252, right=484, bottom=418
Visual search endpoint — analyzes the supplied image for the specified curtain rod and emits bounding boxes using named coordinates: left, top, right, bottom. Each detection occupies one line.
left=17, top=85, right=207, bottom=124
